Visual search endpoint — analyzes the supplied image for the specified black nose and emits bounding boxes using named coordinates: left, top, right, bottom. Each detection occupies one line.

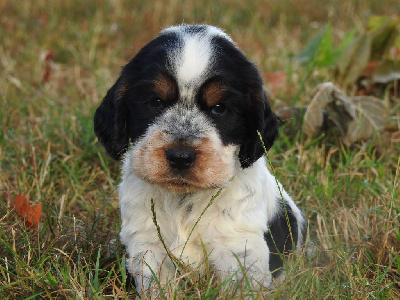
left=165, top=147, right=197, bottom=170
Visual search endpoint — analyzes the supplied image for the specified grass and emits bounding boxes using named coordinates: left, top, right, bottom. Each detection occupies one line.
left=1, top=0, right=399, bottom=298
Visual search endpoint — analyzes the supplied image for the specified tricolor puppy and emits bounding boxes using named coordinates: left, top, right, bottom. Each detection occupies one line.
left=94, top=24, right=307, bottom=292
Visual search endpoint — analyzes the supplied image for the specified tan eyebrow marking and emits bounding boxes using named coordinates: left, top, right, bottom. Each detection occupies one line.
left=202, top=81, right=225, bottom=107
left=154, top=74, right=177, bottom=101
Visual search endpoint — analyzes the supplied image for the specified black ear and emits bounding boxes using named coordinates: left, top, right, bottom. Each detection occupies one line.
left=239, top=91, right=278, bottom=168
left=94, top=77, right=129, bottom=160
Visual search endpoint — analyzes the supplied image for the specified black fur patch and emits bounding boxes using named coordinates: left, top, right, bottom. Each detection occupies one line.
left=213, top=37, right=278, bottom=168
left=264, top=200, right=299, bottom=277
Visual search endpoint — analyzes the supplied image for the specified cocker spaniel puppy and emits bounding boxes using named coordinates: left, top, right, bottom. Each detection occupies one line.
left=94, top=24, right=307, bottom=293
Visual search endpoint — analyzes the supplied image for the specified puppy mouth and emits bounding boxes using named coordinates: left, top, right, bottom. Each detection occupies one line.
left=153, top=176, right=220, bottom=192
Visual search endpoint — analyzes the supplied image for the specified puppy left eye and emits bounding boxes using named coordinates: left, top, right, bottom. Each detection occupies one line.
left=149, top=99, right=165, bottom=110
left=211, top=104, right=226, bottom=115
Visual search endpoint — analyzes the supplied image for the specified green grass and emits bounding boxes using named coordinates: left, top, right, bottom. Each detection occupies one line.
left=1, top=0, right=399, bottom=298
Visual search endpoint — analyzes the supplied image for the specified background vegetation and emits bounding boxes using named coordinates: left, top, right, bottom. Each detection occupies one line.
left=1, top=0, right=399, bottom=298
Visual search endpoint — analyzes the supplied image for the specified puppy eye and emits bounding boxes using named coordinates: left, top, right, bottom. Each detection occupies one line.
left=211, top=104, right=226, bottom=115
left=149, top=99, right=165, bottom=110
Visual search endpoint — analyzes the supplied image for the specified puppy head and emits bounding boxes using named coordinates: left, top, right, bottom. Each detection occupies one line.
left=94, top=24, right=278, bottom=192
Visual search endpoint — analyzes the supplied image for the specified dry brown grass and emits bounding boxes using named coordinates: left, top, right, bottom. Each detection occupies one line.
left=1, top=0, right=399, bottom=298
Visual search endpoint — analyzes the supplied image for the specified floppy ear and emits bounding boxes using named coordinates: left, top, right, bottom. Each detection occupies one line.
left=239, top=91, right=278, bottom=168
left=94, top=77, right=129, bottom=160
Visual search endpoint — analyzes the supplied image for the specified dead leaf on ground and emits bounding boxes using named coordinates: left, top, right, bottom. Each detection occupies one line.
left=302, top=82, right=388, bottom=145
left=41, top=50, right=54, bottom=85
left=303, top=82, right=354, bottom=136
left=336, top=16, right=400, bottom=86
left=9, top=193, right=42, bottom=230
left=337, top=34, right=372, bottom=86
left=344, top=96, right=388, bottom=145
left=372, top=60, right=400, bottom=83
left=368, top=16, right=399, bottom=60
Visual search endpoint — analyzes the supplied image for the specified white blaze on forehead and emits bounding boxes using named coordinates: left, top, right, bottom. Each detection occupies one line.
left=161, top=25, right=234, bottom=99
left=178, top=35, right=212, bottom=84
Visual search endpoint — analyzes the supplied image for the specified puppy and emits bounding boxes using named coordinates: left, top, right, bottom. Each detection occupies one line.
left=94, top=24, right=307, bottom=293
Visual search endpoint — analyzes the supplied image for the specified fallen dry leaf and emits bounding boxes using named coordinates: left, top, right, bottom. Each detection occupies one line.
left=303, top=82, right=354, bottom=136
left=337, top=34, right=372, bottom=86
left=41, top=50, right=54, bottom=85
left=344, top=96, right=387, bottom=145
left=372, top=60, right=400, bottom=83
left=302, top=82, right=388, bottom=145
left=336, top=16, right=400, bottom=87
left=368, top=16, right=399, bottom=60
left=10, top=194, right=42, bottom=230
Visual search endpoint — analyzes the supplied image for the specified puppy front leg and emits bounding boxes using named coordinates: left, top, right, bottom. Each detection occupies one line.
left=124, top=239, right=175, bottom=294
left=209, top=235, right=273, bottom=289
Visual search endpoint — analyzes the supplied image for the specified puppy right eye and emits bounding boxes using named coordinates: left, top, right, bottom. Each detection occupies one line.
left=149, top=99, right=165, bottom=110
left=210, top=103, right=226, bottom=116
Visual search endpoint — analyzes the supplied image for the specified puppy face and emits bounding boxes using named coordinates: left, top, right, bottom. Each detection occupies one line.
left=94, top=25, right=278, bottom=192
